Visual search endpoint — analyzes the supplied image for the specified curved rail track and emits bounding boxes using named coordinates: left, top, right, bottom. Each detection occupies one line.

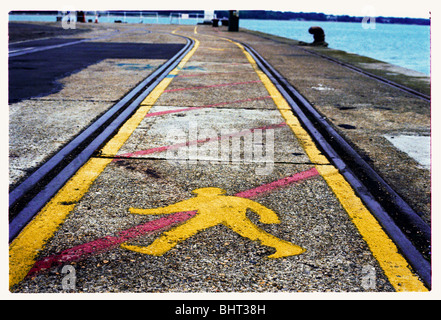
left=239, top=41, right=431, bottom=288
left=9, top=34, right=195, bottom=242
left=247, top=31, right=430, bottom=102
left=299, top=47, right=430, bottom=102
left=9, top=31, right=430, bottom=288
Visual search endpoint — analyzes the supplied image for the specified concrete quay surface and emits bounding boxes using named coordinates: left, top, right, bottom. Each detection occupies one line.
left=9, top=22, right=430, bottom=293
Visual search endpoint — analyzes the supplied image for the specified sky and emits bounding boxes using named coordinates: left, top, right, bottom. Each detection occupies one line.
left=8, top=0, right=434, bottom=19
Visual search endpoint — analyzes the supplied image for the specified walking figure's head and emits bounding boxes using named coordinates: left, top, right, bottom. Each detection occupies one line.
left=192, top=187, right=227, bottom=196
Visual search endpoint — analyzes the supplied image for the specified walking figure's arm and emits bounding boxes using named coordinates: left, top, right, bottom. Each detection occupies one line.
left=129, top=199, right=198, bottom=215
left=247, top=201, right=280, bottom=224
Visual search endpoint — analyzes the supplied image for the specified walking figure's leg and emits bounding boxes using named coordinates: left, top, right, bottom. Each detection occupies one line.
left=121, top=215, right=218, bottom=256
left=225, top=219, right=305, bottom=258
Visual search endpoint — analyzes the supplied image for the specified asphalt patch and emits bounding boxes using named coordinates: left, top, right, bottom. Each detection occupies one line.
left=8, top=22, right=89, bottom=42
left=9, top=40, right=185, bottom=103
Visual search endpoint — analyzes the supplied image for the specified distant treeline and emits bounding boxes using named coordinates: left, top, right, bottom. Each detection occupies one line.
left=215, top=10, right=430, bottom=26
left=10, top=10, right=430, bottom=26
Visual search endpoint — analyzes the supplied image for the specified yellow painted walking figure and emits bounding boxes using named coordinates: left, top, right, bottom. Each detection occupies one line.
left=121, top=187, right=305, bottom=258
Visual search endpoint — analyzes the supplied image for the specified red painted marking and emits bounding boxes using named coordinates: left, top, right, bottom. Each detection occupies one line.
left=27, top=211, right=197, bottom=277
left=144, top=96, right=272, bottom=118
left=145, top=106, right=205, bottom=118
left=27, top=167, right=320, bottom=277
left=235, top=167, right=320, bottom=199
left=177, top=71, right=254, bottom=78
left=113, top=122, right=287, bottom=160
left=164, top=80, right=260, bottom=92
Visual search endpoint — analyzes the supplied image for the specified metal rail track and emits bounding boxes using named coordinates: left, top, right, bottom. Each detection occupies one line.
left=240, top=42, right=431, bottom=288
left=9, top=34, right=195, bottom=242
left=299, top=47, right=431, bottom=102
left=244, top=30, right=430, bottom=102
left=9, top=30, right=430, bottom=288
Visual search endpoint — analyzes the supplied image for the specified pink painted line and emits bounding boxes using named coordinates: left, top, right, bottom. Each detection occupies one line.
left=113, top=122, right=287, bottom=160
left=177, top=71, right=254, bottom=78
left=144, top=96, right=272, bottom=118
left=164, top=80, right=261, bottom=92
left=235, top=167, right=319, bottom=199
left=27, top=211, right=198, bottom=278
left=144, top=106, right=205, bottom=118
left=27, top=167, right=320, bottom=277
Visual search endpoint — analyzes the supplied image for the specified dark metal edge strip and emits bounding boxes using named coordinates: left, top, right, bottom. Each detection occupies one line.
left=241, top=42, right=431, bottom=289
left=9, top=36, right=194, bottom=242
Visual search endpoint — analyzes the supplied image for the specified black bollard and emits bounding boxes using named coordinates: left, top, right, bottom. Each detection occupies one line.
left=308, top=26, right=328, bottom=46
left=299, top=26, right=328, bottom=47
left=228, top=10, right=239, bottom=32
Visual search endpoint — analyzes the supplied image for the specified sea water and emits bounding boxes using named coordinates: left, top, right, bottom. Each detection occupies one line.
left=9, top=14, right=430, bottom=75
left=240, top=19, right=430, bottom=75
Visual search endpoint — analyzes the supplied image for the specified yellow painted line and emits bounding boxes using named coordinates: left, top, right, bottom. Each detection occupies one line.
left=9, top=36, right=200, bottom=289
left=207, top=47, right=225, bottom=51
left=194, top=26, right=198, bottom=34
left=227, top=38, right=428, bottom=292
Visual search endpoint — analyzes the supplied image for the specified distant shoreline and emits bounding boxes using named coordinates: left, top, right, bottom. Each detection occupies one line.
left=235, top=12, right=429, bottom=26
left=9, top=10, right=430, bottom=26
